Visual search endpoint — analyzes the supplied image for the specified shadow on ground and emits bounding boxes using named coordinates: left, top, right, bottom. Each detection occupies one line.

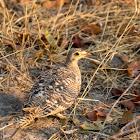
left=0, top=92, right=60, bottom=140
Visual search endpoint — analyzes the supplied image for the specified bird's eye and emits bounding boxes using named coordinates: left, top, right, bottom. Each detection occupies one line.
left=75, top=52, right=80, bottom=56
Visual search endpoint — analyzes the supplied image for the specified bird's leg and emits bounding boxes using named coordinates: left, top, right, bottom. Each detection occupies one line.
left=56, top=113, right=68, bottom=119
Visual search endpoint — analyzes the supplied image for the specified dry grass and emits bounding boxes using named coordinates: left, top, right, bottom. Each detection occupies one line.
left=0, top=0, right=140, bottom=139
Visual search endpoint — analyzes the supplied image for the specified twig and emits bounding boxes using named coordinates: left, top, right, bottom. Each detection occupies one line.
left=108, top=126, right=140, bottom=139
left=0, top=0, right=5, bottom=8
left=108, top=118, right=140, bottom=139
left=11, top=124, right=35, bottom=139
left=120, top=118, right=140, bottom=132
left=49, top=130, right=61, bottom=140
left=0, top=123, right=13, bottom=131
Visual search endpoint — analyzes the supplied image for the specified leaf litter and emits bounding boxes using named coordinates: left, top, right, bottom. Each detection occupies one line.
left=0, top=0, right=140, bottom=139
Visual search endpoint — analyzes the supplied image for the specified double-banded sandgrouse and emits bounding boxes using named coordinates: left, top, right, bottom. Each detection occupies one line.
left=1, top=48, right=90, bottom=129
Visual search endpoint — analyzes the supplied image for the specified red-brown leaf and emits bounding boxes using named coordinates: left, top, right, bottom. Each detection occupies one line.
left=121, top=98, right=135, bottom=112
left=111, top=87, right=125, bottom=97
left=87, top=104, right=111, bottom=121
left=131, top=88, right=140, bottom=106
left=120, top=111, right=134, bottom=124
left=3, top=39, right=22, bottom=50
left=43, top=0, right=65, bottom=9
left=119, top=0, right=135, bottom=6
left=71, top=34, right=90, bottom=48
left=97, top=110, right=107, bottom=117
left=128, top=61, right=140, bottom=78
left=81, top=23, right=102, bottom=36
left=72, top=34, right=82, bottom=48
left=87, top=111, right=98, bottom=121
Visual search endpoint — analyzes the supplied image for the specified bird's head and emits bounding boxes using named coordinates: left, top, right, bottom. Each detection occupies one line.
left=65, top=48, right=91, bottom=65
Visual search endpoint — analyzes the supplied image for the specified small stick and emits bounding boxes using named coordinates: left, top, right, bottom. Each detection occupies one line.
left=0, top=123, right=13, bottom=131
left=0, top=0, right=5, bottom=8
left=108, top=126, right=140, bottom=139
left=11, top=124, right=34, bottom=139
left=120, top=118, right=140, bottom=132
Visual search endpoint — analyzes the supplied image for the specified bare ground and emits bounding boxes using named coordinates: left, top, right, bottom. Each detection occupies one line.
left=0, top=0, right=140, bottom=139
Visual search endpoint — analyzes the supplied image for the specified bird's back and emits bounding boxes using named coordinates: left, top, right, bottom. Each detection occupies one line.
left=23, top=65, right=81, bottom=118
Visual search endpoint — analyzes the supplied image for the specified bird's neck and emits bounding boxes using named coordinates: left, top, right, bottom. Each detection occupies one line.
left=65, top=61, right=82, bottom=94
left=66, top=61, right=81, bottom=77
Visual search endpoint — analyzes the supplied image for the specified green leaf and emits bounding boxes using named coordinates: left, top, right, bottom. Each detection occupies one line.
left=72, top=118, right=80, bottom=126
left=45, top=30, right=59, bottom=48
left=80, top=122, right=104, bottom=131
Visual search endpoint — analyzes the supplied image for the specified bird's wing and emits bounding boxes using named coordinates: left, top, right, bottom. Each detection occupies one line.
left=23, top=66, right=79, bottom=117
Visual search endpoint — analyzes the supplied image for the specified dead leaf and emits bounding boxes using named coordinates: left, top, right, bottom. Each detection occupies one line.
left=87, top=111, right=98, bottom=121
left=111, top=87, right=135, bottom=111
left=131, top=88, right=140, bottom=106
left=111, top=87, right=124, bottom=97
left=117, top=24, right=138, bottom=37
left=94, top=103, right=112, bottom=111
left=80, top=122, right=104, bottom=131
left=128, top=61, right=140, bottom=78
left=97, top=110, right=107, bottom=117
left=3, top=39, right=21, bottom=51
left=71, top=34, right=90, bottom=48
left=81, top=23, right=102, bottom=36
left=20, top=0, right=30, bottom=3
left=87, top=110, right=107, bottom=122
left=87, top=104, right=112, bottom=122
left=120, top=111, right=134, bottom=124
left=71, top=34, right=82, bottom=48
left=35, top=49, right=47, bottom=58
left=43, top=0, right=65, bottom=9
left=119, top=0, right=135, bottom=6
left=121, top=98, right=135, bottom=112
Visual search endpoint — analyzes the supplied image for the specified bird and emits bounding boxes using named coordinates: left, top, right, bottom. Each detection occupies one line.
left=0, top=48, right=91, bottom=130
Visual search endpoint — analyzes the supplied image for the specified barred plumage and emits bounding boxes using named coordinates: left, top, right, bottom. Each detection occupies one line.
left=0, top=48, right=90, bottom=129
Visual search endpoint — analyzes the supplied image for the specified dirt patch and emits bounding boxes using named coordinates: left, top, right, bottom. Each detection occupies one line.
left=0, top=0, right=140, bottom=139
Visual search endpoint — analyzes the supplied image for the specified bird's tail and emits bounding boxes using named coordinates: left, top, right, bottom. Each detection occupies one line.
left=14, top=113, right=36, bottom=128
left=0, top=113, right=36, bottom=130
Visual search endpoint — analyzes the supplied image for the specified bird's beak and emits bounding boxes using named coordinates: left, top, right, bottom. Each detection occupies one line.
left=82, top=51, right=91, bottom=56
